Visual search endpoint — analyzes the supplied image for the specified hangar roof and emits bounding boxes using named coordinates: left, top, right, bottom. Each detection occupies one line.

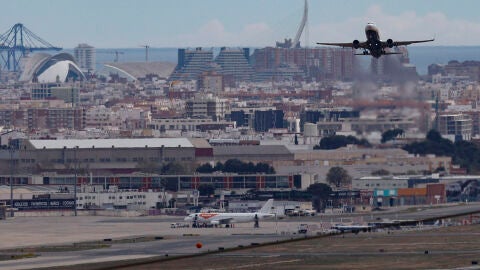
left=28, top=138, right=194, bottom=149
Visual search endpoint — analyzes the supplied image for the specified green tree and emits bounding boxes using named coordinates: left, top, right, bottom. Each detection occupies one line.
left=255, top=162, right=276, bottom=174
left=307, top=183, right=333, bottom=211
left=426, top=129, right=443, bottom=142
left=402, top=130, right=454, bottom=157
left=161, top=162, right=188, bottom=175
left=196, top=163, right=214, bottom=173
left=326, top=166, right=352, bottom=188
left=381, top=128, right=404, bottom=143
left=198, top=184, right=215, bottom=196
left=223, top=159, right=244, bottom=173
left=315, top=135, right=370, bottom=150
left=214, top=161, right=224, bottom=171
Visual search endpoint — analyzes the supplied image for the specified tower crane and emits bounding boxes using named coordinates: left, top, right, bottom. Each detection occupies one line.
left=140, top=45, right=150, bottom=62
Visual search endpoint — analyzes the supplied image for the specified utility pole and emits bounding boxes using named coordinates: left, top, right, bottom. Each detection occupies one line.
left=73, top=146, right=78, bottom=216
left=9, top=146, right=14, bottom=217
left=140, top=45, right=150, bottom=62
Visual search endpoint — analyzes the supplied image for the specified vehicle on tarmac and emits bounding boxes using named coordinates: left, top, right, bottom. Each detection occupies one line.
left=298, top=224, right=308, bottom=234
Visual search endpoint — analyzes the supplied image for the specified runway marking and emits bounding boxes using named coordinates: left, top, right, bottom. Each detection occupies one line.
left=206, top=259, right=302, bottom=269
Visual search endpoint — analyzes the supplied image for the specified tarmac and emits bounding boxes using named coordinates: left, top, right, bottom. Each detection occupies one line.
left=0, top=215, right=300, bottom=249
left=2, top=203, right=480, bottom=269
left=0, top=214, right=308, bottom=269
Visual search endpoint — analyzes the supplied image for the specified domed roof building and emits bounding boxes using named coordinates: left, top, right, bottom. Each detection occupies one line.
left=20, top=53, right=86, bottom=83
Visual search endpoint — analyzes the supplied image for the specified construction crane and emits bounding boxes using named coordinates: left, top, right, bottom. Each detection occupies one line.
left=0, top=23, right=62, bottom=71
left=140, top=45, right=149, bottom=62
left=97, top=50, right=124, bottom=62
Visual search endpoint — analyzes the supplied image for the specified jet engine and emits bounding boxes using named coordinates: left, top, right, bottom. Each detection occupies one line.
left=386, top=39, right=394, bottom=48
left=353, top=40, right=360, bottom=49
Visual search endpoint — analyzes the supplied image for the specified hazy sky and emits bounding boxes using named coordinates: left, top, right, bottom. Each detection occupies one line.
left=2, top=0, right=480, bottom=48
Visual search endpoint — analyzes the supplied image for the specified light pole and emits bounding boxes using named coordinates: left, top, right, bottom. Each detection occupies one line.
left=272, top=206, right=278, bottom=235
left=9, top=146, right=14, bottom=217
left=73, top=146, right=78, bottom=216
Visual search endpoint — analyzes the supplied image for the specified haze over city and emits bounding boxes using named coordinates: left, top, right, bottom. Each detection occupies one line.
left=3, top=0, right=480, bottom=47
left=2, top=1, right=480, bottom=269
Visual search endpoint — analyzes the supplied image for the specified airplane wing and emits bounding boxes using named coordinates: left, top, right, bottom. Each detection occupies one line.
left=390, top=38, right=434, bottom=46
left=316, top=42, right=368, bottom=49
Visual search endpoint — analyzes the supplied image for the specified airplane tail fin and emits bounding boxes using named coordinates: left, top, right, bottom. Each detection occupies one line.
left=259, top=199, right=274, bottom=214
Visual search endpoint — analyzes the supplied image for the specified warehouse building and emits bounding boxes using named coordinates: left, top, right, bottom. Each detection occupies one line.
left=0, top=138, right=213, bottom=174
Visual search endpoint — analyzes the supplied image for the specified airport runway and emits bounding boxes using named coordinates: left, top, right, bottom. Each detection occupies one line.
left=0, top=202, right=480, bottom=269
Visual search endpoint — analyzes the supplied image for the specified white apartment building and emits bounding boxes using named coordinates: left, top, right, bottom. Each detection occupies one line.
left=85, top=105, right=151, bottom=130
left=74, top=43, right=96, bottom=73
left=85, top=106, right=120, bottom=128
left=438, top=113, right=472, bottom=141
left=185, top=94, right=230, bottom=121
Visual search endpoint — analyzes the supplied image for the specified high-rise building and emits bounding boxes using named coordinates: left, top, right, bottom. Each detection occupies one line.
left=252, top=47, right=355, bottom=82
left=438, top=113, right=472, bottom=141
left=31, top=83, right=79, bottom=105
left=215, top=47, right=253, bottom=84
left=74, top=43, right=95, bottom=73
left=185, top=94, right=229, bottom=121
left=254, top=109, right=284, bottom=132
left=170, top=48, right=215, bottom=82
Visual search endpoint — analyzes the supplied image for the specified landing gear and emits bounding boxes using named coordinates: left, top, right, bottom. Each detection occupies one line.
left=254, top=214, right=259, bottom=228
left=362, top=50, right=369, bottom=55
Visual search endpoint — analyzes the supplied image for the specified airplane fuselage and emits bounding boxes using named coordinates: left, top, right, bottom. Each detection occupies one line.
left=364, top=23, right=384, bottom=58
left=184, top=199, right=275, bottom=226
left=316, top=23, right=433, bottom=59
left=184, top=212, right=274, bottom=225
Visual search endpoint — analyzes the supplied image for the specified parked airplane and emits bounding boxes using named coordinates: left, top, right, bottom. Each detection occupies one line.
left=184, top=199, right=275, bottom=227
left=331, top=223, right=376, bottom=234
left=317, top=23, right=434, bottom=58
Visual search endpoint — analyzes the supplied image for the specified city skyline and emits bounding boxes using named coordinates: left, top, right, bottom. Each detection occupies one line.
left=2, top=0, right=480, bottom=48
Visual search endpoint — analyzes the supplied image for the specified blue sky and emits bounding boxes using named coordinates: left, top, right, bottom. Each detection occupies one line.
left=2, top=0, right=480, bottom=48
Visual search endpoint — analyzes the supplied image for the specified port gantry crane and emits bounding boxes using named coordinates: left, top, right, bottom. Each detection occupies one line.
left=0, top=23, right=62, bottom=71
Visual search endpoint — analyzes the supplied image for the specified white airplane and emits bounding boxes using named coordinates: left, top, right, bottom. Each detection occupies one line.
left=184, top=199, right=275, bottom=227
left=317, top=23, right=434, bottom=58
